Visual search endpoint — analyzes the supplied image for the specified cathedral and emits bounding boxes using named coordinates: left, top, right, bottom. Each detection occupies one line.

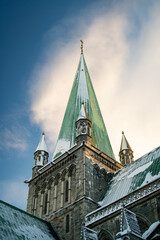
left=0, top=42, right=160, bottom=240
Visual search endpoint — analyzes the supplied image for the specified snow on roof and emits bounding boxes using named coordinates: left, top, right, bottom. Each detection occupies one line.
left=100, top=146, right=160, bottom=206
left=35, top=132, right=48, bottom=152
left=77, top=103, right=89, bottom=121
left=82, top=227, right=98, bottom=240
left=0, top=200, right=59, bottom=240
left=143, top=221, right=160, bottom=239
left=121, top=208, right=141, bottom=236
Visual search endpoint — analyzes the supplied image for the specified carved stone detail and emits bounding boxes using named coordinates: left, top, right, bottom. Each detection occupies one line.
left=85, top=178, right=160, bottom=226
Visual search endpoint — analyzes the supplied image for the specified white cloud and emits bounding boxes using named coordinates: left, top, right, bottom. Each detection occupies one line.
left=0, top=180, right=28, bottom=210
left=30, top=1, right=160, bottom=160
left=107, top=1, right=160, bottom=159
left=0, top=127, right=28, bottom=151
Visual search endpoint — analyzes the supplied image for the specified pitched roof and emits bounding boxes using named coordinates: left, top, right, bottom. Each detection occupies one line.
left=35, top=132, right=48, bottom=153
left=53, top=54, right=115, bottom=160
left=121, top=208, right=141, bottom=236
left=100, top=146, right=160, bottom=206
left=0, top=200, right=60, bottom=240
left=82, top=227, right=98, bottom=240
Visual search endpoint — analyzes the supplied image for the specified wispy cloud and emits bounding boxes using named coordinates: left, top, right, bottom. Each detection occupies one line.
left=30, top=0, right=160, bottom=159
left=0, top=126, right=28, bottom=151
left=0, top=180, right=28, bottom=210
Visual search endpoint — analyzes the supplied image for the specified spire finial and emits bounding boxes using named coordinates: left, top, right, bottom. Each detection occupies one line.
left=80, top=40, right=84, bottom=54
left=122, top=131, right=124, bottom=135
left=42, top=131, right=45, bottom=135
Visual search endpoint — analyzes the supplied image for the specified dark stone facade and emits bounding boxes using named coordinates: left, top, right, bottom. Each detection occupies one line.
left=85, top=181, right=160, bottom=239
left=26, top=138, right=160, bottom=239
left=26, top=142, right=121, bottom=240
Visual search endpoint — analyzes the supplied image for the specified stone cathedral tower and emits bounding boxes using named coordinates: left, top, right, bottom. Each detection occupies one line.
left=26, top=43, right=122, bottom=240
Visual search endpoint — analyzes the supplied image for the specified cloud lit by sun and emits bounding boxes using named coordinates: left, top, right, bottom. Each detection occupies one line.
left=30, top=0, right=160, bottom=160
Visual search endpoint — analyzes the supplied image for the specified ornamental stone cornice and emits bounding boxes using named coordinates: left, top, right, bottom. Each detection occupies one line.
left=85, top=178, right=160, bottom=227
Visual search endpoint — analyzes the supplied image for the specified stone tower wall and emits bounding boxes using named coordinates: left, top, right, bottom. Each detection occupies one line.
left=26, top=144, right=117, bottom=239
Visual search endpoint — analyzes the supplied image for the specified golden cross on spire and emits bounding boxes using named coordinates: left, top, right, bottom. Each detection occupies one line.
left=80, top=40, right=84, bottom=54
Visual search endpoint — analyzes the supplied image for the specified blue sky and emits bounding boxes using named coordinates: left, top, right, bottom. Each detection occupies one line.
left=1, top=0, right=160, bottom=210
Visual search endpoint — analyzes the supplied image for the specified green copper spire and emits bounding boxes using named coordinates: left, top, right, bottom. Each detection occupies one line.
left=53, top=49, right=115, bottom=160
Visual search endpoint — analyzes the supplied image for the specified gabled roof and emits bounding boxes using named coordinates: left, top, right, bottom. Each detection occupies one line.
left=82, top=227, right=98, bottom=240
left=53, top=54, right=115, bottom=160
left=101, top=146, right=160, bottom=206
left=35, top=132, right=48, bottom=153
left=121, top=208, right=141, bottom=236
left=0, top=200, right=60, bottom=240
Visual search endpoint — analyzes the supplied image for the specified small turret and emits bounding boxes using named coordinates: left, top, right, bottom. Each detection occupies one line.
left=32, top=132, right=49, bottom=177
left=116, top=207, right=142, bottom=239
left=75, top=103, right=92, bottom=145
left=119, top=131, right=134, bottom=166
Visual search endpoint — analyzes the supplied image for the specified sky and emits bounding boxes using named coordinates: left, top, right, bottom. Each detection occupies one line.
left=0, top=0, right=160, bottom=210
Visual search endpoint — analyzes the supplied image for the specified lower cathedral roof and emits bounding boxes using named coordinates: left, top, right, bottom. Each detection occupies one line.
left=100, top=146, right=160, bottom=206
left=0, top=200, right=60, bottom=240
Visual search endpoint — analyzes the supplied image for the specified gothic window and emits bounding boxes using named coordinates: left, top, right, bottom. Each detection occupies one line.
left=81, top=121, right=87, bottom=134
left=43, top=193, right=48, bottom=214
left=43, top=156, right=46, bottom=165
left=65, top=180, right=69, bottom=202
left=137, top=215, right=149, bottom=234
left=68, top=164, right=76, bottom=202
left=34, top=156, right=36, bottom=166
left=98, top=230, right=113, bottom=240
left=32, top=197, right=36, bottom=214
left=66, top=214, right=70, bottom=233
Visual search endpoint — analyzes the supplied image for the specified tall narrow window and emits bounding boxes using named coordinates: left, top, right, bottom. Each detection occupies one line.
left=66, top=214, right=70, bottom=233
left=32, top=197, right=35, bottom=214
left=65, top=180, right=69, bottom=202
left=43, top=193, right=48, bottom=214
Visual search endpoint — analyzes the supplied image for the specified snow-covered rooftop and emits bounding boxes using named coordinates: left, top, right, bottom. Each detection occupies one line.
left=100, top=146, right=160, bottom=206
left=121, top=208, right=141, bottom=236
left=0, top=200, right=59, bottom=240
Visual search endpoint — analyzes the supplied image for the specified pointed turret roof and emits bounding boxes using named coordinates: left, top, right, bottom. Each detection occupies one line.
left=35, top=132, right=48, bottom=153
left=53, top=48, right=115, bottom=160
left=120, top=131, right=132, bottom=152
left=77, top=103, right=90, bottom=121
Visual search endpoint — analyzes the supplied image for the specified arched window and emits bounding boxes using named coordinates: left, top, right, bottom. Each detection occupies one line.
left=98, top=229, right=113, bottom=240
left=66, top=214, right=70, bottom=233
left=65, top=180, right=69, bottom=202
left=43, top=193, right=48, bottom=214
left=32, top=197, right=36, bottom=214
left=137, top=215, right=150, bottom=234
